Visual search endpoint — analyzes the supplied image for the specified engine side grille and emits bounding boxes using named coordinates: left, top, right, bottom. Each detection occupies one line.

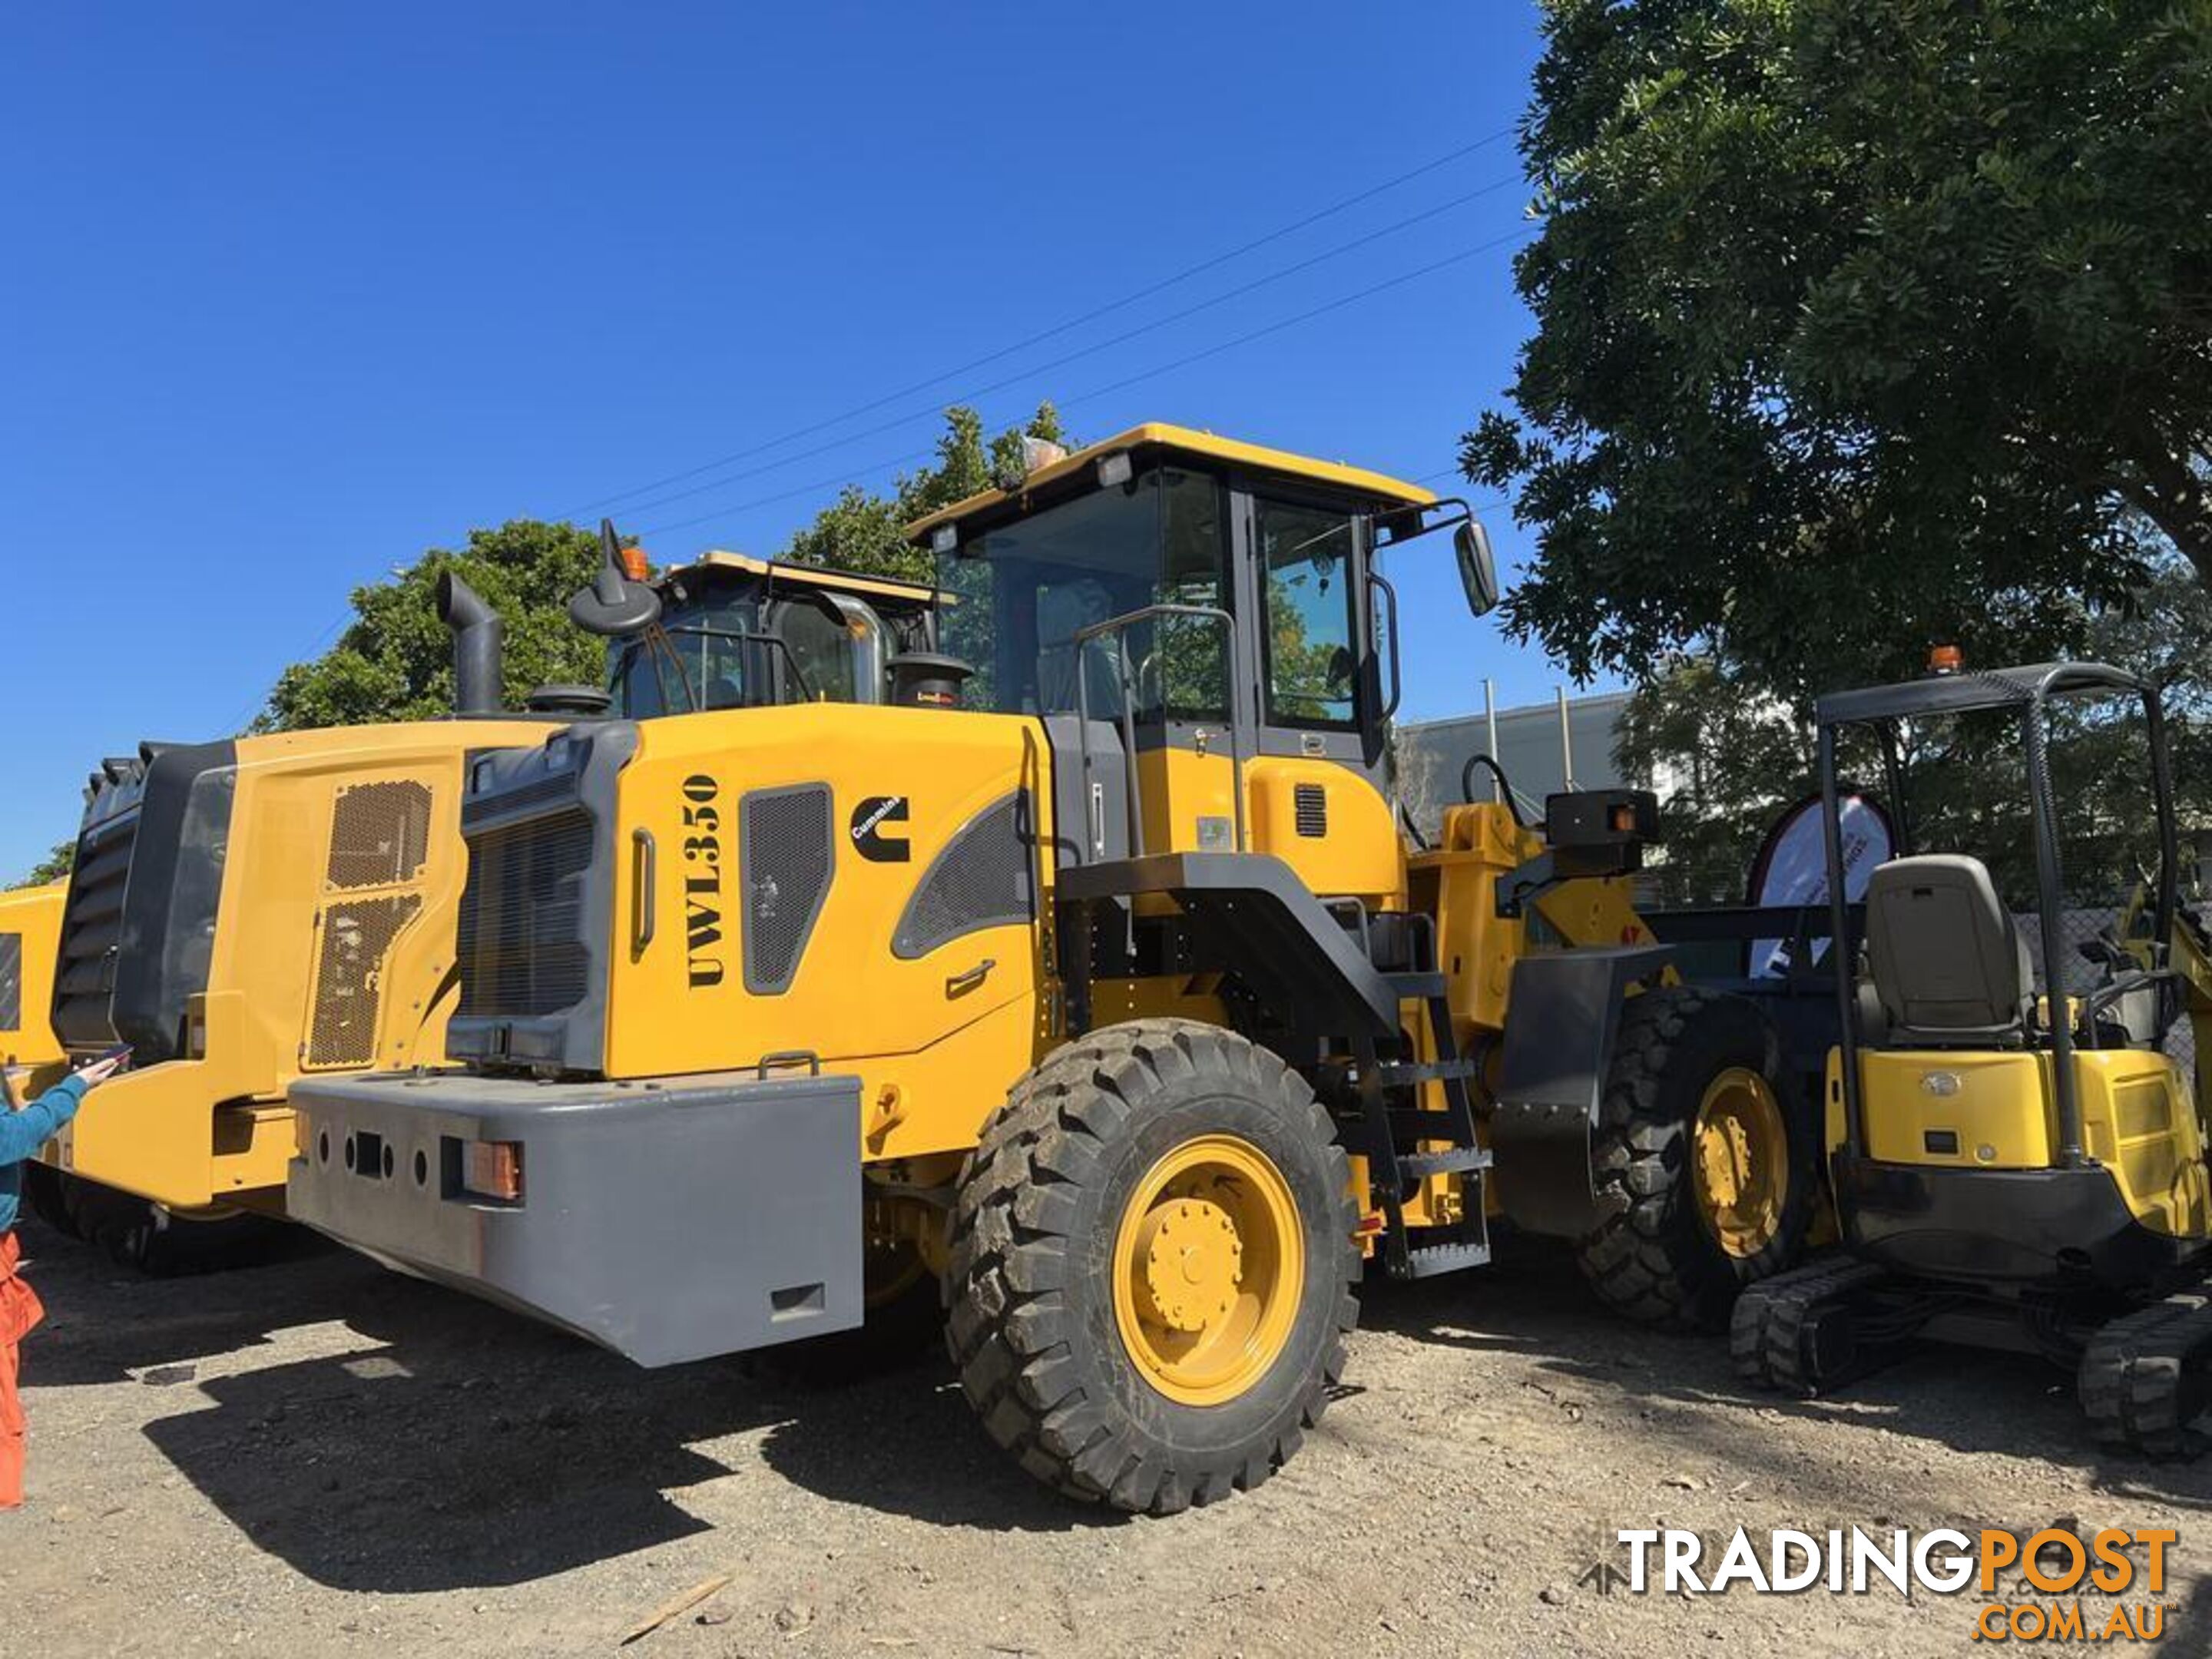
left=51, top=803, right=141, bottom=1048
left=456, top=806, right=598, bottom=1019
left=0, top=932, right=20, bottom=1034
left=893, top=791, right=1035, bottom=959
left=305, top=893, right=426, bottom=1068
left=740, top=785, right=834, bottom=995
left=326, top=780, right=432, bottom=891
left=1294, top=783, right=1328, bottom=838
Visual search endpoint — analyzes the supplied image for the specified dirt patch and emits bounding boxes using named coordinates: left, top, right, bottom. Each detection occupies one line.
left=10, top=1219, right=2210, bottom=1657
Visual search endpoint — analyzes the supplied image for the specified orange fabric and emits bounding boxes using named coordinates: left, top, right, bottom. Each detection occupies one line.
left=0, top=1331, right=20, bottom=1508
left=0, top=1233, right=41, bottom=1344
left=0, top=1233, right=40, bottom=1508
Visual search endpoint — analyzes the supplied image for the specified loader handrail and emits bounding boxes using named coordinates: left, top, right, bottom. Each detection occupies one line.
left=1072, top=604, right=1244, bottom=861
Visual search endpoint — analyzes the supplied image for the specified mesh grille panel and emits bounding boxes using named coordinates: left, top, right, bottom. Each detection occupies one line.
left=456, top=806, right=597, bottom=1018
left=740, top=785, right=834, bottom=994
left=0, top=933, right=19, bottom=1034
left=306, top=894, right=424, bottom=1068
left=1294, top=783, right=1328, bottom=838
left=326, top=780, right=432, bottom=890
left=894, top=791, right=1035, bottom=959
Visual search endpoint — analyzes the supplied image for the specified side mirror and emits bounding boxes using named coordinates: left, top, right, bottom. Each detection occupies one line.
left=1455, top=520, right=1500, bottom=617
left=568, top=519, right=664, bottom=637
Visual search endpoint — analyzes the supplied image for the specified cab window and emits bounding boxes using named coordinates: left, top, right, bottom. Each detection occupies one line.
left=936, top=467, right=1227, bottom=721
left=1257, top=497, right=1359, bottom=727
left=775, top=597, right=858, bottom=704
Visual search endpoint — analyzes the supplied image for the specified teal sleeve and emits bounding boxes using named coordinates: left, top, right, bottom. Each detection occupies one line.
left=0, top=1075, right=87, bottom=1164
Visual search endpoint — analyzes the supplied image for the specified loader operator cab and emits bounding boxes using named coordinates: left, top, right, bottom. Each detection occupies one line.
left=606, top=551, right=938, bottom=719
left=911, top=426, right=1498, bottom=882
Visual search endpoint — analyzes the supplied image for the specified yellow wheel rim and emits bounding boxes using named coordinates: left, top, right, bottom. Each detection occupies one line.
left=1111, top=1134, right=1305, bottom=1407
left=1691, top=1067, right=1788, bottom=1259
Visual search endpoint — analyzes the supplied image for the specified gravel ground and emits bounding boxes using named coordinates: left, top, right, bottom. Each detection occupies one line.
left=8, top=1215, right=2210, bottom=1657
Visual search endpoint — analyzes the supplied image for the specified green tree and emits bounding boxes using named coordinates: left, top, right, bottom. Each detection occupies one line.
left=1619, top=558, right=2212, bottom=906
left=1466, top=0, right=2212, bottom=700
left=257, top=519, right=605, bottom=731
left=11, top=842, right=74, bottom=890
left=781, top=402, right=1068, bottom=581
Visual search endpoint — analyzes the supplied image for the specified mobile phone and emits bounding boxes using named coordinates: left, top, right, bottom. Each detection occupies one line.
left=91, top=1043, right=134, bottom=1071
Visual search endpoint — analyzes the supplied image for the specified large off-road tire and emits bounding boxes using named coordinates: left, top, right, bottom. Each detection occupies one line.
left=1577, top=988, right=1813, bottom=1332
left=20, top=1162, right=78, bottom=1238
left=946, top=1019, right=1358, bottom=1516
left=51, top=1171, right=288, bottom=1277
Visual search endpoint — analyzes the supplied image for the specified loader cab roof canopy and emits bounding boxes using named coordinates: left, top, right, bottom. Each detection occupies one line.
left=906, top=423, right=1438, bottom=548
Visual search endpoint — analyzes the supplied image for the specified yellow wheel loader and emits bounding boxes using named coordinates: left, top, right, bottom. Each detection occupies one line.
left=287, top=426, right=1818, bottom=1513
left=1733, top=661, right=2212, bottom=1455
left=38, top=545, right=941, bottom=1273
left=4, top=882, right=69, bottom=1211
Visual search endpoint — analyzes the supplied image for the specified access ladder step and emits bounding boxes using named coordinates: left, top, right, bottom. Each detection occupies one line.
left=1386, top=1109, right=1486, bottom=1145
left=1383, top=971, right=1449, bottom=998
left=1394, top=1239, right=1492, bottom=1279
left=1396, top=1147, right=1492, bottom=1180
left=1375, top=1058, right=1478, bottom=1088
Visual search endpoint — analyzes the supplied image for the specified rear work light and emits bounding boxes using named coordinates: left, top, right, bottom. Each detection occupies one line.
left=462, top=1140, right=524, bottom=1202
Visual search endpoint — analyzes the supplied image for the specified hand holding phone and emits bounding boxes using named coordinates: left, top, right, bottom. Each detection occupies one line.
left=75, top=1047, right=131, bottom=1088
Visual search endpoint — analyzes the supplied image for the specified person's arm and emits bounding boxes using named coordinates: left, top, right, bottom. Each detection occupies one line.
left=0, top=1075, right=88, bottom=1164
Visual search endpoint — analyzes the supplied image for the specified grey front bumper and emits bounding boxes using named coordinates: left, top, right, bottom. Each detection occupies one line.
left=286, top=1069, right=863, bottom=1366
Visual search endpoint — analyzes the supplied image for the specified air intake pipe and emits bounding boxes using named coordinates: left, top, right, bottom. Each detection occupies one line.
left=436, top=572, right=505, bottom=717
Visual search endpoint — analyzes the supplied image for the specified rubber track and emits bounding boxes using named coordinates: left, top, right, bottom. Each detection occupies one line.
left=2079, top=1292, right=2212, bottom=1460
left=1731, top=1257, right=1892, bottom=1395
left=944, top=1018, right=1357, bottom=1517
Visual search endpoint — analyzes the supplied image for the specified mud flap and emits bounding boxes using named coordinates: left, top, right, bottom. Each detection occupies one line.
left=1490, top=946, right=1674, bottom=1237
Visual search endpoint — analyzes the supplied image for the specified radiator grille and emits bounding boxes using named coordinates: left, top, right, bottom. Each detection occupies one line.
left=740, top=785, right=834, bottom=994
left=326, top=780, right=432, bottom=890
left=51, top=803, right=140, bottom=1048
left=305, top=893, right=425, bottom=1068
left=455, top=806, right=597, bottom=1018
left=1294, top=783, right=1328, bottom=838
left=0, top=933, right=19, bottom=1034
left=893, top=791, right=1035, bottom=959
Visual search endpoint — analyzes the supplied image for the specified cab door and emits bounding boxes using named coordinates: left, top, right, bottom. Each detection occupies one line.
left=1229, top=485, right=1404, bottom=906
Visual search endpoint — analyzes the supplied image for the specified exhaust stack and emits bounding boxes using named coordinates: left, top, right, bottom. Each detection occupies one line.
left=436, top=572, right=505, bottom=717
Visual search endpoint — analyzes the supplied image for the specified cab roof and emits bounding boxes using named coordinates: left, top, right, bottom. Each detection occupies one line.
left=658, top=549, right=937, bottom=608
left=905, top=422, right=1439, bottom=543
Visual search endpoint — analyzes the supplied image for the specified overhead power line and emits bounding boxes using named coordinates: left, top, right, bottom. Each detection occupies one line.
left=565, top=123, right=1523, bottom=518
left=611, top=172, right=1530, bottom=524
left=633, top=222, right=1541, bottom=541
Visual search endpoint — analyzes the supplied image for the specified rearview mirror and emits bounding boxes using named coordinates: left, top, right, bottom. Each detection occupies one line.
left=568, top=519, right=664, bottom=637
left=1455, top=520, right=1500, bottom=617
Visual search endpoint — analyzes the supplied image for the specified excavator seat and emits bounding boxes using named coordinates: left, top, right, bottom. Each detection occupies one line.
left=1864, top=855, right=2034, bottom=1049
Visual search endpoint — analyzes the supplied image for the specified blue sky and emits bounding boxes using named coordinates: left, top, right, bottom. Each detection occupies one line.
left=2, top=2, right=1589, bottom=880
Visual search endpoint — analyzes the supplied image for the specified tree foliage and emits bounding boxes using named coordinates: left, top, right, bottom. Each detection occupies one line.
left=1468, top=0, right=2212, bottom=699
left=253, top=406, right=1071, bottom=734
left=257, top=519, right=606, bottom=731
left=1621, top=558, right=2212, bottom=906
left=11, top=842, right=74, bottom=890
left=781, top=403, right=1068, bottom=581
